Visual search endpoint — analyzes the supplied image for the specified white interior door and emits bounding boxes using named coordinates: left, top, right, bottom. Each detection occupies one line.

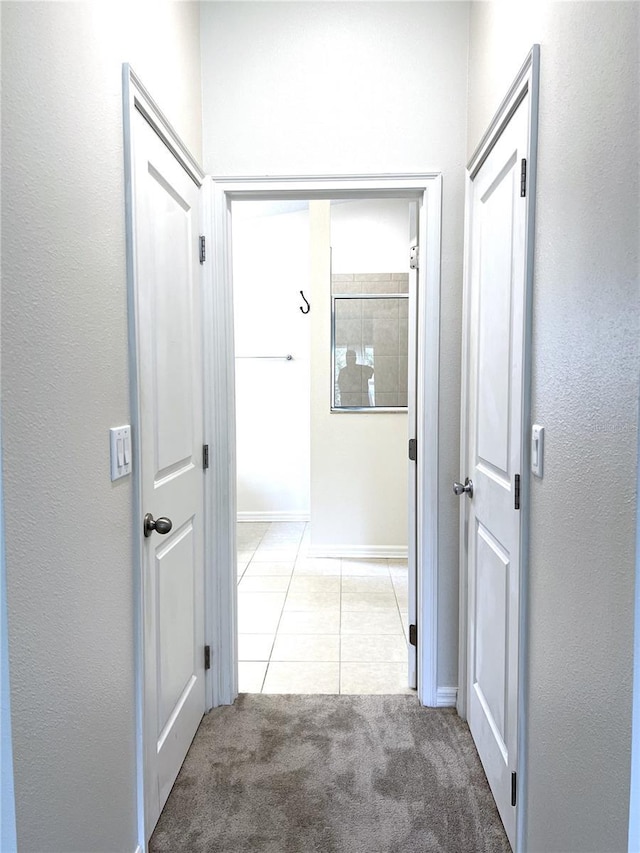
left=131, top=107, right=206, bottom=839
left=407, top=201, right=419, bottom=689
left=463, top=95, right=530, bottom=848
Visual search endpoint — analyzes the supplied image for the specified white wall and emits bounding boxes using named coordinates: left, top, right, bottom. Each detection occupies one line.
left=233, top=202, right=311, bottom=520
left=201, top=0, right=469, bottom=687
left=1, top=3, right=202, bottom=850
left=468, top=3, right=639, bottom=851
left=308, top=198, right=409, bottom=554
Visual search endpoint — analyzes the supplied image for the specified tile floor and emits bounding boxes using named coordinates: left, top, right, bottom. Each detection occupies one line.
left=237, top=521, right=414, bottom=695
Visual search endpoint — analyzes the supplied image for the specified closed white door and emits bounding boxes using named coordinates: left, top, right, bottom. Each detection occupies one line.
left=131, top=108, right=205, bottom=839
left=462, top=95, right=529, bottom=848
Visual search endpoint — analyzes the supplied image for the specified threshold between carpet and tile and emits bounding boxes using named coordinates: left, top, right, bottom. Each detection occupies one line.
left=150, top=694, right=510, bottom=853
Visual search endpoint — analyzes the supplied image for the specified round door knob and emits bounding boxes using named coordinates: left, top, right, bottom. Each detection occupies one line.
left=453, top=478, right=473, bottom=498
left=144, top=513, right=173, bottom=538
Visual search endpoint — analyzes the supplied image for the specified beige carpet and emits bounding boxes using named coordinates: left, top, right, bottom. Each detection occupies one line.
left=150, top=694, right=511, bottom=853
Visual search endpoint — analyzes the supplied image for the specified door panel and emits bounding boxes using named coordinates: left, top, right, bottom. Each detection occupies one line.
left=132, top=108, right=205, bottom=839
left=465, top=95, right=529, bottom=849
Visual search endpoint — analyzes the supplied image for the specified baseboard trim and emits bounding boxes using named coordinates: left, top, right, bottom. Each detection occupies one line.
left=307, top=545, right=408, bottom=559
left=436, top=687, right=458, bottom=707
left=237, top=512, right=310, bottom=522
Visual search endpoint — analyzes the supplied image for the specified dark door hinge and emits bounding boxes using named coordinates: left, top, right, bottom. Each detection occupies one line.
left=514, top=474, right=521, bottom=510
left=511, top=771, right=517, bottom=807
left=203, top=444, right=209, bottom=470
left=204, top=645, right=211, bottom=671
left=199, top=235, right=206, bottom=264
left=520, top=159, right=527, bottom=197
left=409, top=624, right=417, bottom=647
left=408, top=438, right=417, bottom=462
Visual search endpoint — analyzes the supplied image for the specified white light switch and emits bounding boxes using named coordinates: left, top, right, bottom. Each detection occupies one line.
left=110, top=425, right=132, bottom=481
left=531, top=424, right=544, bottom=478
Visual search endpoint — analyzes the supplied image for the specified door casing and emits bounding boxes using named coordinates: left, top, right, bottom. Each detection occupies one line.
left=457, top=46, right=540, bottom=852
left=204, top=174, right=443, bottom=709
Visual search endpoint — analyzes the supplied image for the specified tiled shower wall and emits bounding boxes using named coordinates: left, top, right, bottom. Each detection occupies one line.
left=332, top=273, right=409, bottom=407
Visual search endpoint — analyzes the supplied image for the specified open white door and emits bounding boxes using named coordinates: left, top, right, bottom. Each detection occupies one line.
left=127, top=90, right=206, bottom=839
left=461, top=93, right=531, bottom=848
left=407, top=201, right=419, bottom=689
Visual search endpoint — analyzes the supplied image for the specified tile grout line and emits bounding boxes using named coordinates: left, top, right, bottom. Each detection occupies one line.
left=261, top=521, right=304, bottom=693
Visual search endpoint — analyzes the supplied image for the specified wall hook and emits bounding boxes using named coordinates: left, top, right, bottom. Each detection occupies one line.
left=299, top=290, right=310, bottom=314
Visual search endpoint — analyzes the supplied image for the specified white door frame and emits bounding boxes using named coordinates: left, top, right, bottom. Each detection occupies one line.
left=204, top=174, right=443, bottom=709
left=457, top=46, right=540, bottom=850
left=122, top=65, right=206, bottom=852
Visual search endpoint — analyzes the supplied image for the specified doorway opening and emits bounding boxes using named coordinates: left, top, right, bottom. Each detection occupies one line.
left=232, top=197, right=414, bottom=694
left=204, top=174, right=442, bottom=710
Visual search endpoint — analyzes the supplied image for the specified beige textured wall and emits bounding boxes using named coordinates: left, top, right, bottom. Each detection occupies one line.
left=1, top=3, right=202, bottom=850
left=468, top=3, right=639, bottom=850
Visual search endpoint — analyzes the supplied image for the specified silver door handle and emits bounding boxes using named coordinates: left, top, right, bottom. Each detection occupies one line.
left=453, top=478, right=473, bottom=497
left=143, top=513, right=173, bottom=538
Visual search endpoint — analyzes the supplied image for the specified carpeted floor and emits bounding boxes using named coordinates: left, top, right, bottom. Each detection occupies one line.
left=150, top=694, right=511, bottom=853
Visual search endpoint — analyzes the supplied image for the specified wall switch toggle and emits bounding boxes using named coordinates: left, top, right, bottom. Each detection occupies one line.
left=531, top=424, right=544, bottom=478
left=110, top=425, right=132, bottom=481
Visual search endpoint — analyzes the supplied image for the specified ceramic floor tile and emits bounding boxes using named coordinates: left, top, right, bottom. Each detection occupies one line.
left=341, top=592, right=398, bottom=612
left=238, top=634, right=275, bottom=661
left=340, top=634, right=408, bottom=663
left=238, top=661, right=268, bottom=692
left=284, top=591, right=341, bottom=612
left=340, top=662, right=413, bottom=695
left=289, top=576, right=341, bottom=594
left=341, top=559, right=390, bottom=578
left=238, top=576, right=291, bottom=593
left=237, top=593, right=285, bottom=633
left=400, top=610, right=410, bottom=638
left=394, top=591, right=409, bottom=609
left=252, top=548, right=300, bottom=562
left=389, top=562, right=409, bottom=579
left=278, top=610, right=341, bottom=635
left=238, top=591, right=286, bottom=611
left=341, top=610, right=403, bottom=635
left=243, top=562, right=295, bottom=577
left=262, top=662, right=340, bottom=694
left=271, top=634, right=340, bottom=662
left=294, top=558, right=342, bottom=576
left=341, top=576, right=394, bottom=594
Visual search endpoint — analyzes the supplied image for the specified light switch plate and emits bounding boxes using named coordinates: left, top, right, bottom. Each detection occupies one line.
left=110, top=425, right=132, bottom=481
left=531, top=424, right=544, bottom=478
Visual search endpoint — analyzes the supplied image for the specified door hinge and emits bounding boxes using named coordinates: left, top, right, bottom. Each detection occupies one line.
left=520, top=159, right=527, bottom=197
left=203, top=444, right=209, bottom=470
left=408, top=438, right=417, bottom=462
left=409, top=624, right=417, bottom=647
left=511, top=771, right=517, bottom=807
left=204, top=645, right=211, bottom=671
left=409, top=244, right=419, bottom=270
left=199, top=235, right=206, bottom=264
left=514, top=474, right=521, bottom=510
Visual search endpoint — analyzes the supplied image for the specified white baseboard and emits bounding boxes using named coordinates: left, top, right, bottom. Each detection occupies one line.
left=436, top=687, right=458, bottom=707
left=307, top=545, right=408, bottom=559
left=237, top=512, right=310, bottom=522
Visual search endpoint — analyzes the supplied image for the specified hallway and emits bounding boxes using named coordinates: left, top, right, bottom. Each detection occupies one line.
left=150, top=694, right=510, bottom=853
left=237, top=522, right=412, bottom=695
